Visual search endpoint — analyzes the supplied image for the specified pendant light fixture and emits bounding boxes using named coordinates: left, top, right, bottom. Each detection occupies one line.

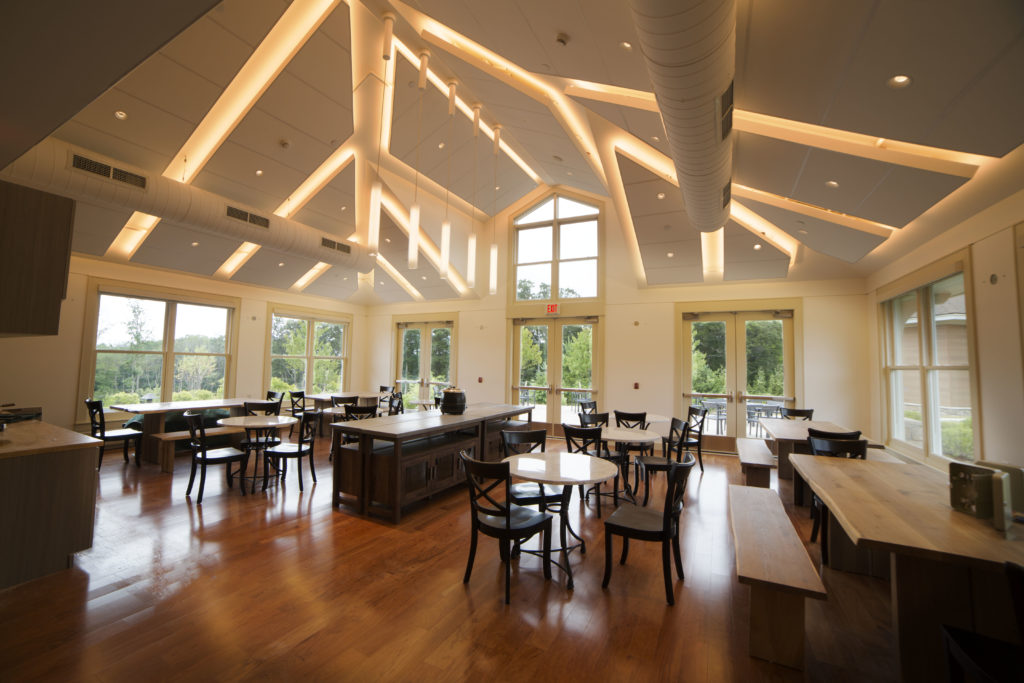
left=440, top=80, right=456, bottom=280
left=467, top=104, right=481, bottom=289
left=409, top=50, right=429, bottom=270
left=369, top=13, right=396, bottom=255
left=488, top=125, right=501, bottom=295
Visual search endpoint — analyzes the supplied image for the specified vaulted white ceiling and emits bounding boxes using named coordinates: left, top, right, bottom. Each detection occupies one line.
left=3, top=0, right=1023, bottom=302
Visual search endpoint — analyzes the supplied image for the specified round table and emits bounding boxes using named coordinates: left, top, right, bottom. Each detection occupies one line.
left=601, top=427, right=661, bottom=500
left=505, top=452, right=617, bottom=589
left=218, top=415, right=297, bottom=491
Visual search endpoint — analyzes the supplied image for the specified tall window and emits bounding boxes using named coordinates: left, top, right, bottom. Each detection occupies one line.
left=883, top=272, right=975, bottom=461
left=270, top=313, right=348, bottom=394
left=93, top=294, right=230, bottom=404
left=514, top=194, right=599, bottom=301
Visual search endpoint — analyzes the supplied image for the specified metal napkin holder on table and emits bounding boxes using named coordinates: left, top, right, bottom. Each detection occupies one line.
left=949, top=462, right=1017, bottom=534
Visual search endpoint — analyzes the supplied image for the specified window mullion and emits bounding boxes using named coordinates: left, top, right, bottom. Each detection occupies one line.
left=162, top=303, right=177, bottom=401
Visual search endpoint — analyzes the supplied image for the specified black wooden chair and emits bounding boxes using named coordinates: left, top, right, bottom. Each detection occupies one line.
left=342, top=404, right=378, bottom=444
left=602, top=455, right=696, bottom=605
left=635, top=418, right=693, bottom=506
left=264, top=410, right=319, bottom=491
left=330, top=395, right=358, bottom=407
left=378, top=385, right=393, bottom=412
left=183, top=411, right=248, bottom=504
left=807, top=436, right=867, bottom=561
left=681, top=406, right=708, bottom=472
left=240, top=399, right=283, bottom=456
left=613, top=410, right=652, bottom=494
left=782, top=407, right=814, bottom=420
left=85, top=398, right=142, bottom=469
left=266, top=391, right=284, bottom=402
left=288, top=390, right=311, bottom=436
left=460, top=451, right=552, bottom=604
left=563, top=423, right=613, bottom=517
left=387, top=391, right=404, bottom=415
left=578, top=400, right=597, bottom=415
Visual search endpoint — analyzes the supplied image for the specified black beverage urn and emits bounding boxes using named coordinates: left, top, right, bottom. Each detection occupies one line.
left=439, top=388, right=466, bottom=415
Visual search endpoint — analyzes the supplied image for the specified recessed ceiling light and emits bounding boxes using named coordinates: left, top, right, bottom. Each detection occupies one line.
left=753, top=244, right=762, bottom=250
left=113, top=110, right=127, bottom=121
left=825, top=180, right=839, bottom=189
left=341, top=205, right=347, bottom=211
left=278, top=261, right=285, bottom=266
left=379, top=281, right=384, bottom=285
left=495, top=185, right=500, bottom=191
left=384, top=237, right=391, bottom=243
left=191, top=241, right=199, bottom=247
left=887, top=74, right=912, bottom=89
left=438, top=142, right=445, bottom=150
left=656, top=192, right=666, bottom=200
left=255, top=169, right=264, bottom=176
left=343, top=277, right=348, bottom=281
left=797, top=229, right=808, bottom=235
left=421, top=275, right=427, bottom=280
left=651, top=135, right=660, bottom=142
left=620, top=41, right=632, bottom=50
left=666, top=252, right=675, bottom=258
left=567, top=171, right=573, bottom=176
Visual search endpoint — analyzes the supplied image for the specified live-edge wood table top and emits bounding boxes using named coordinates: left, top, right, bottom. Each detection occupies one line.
left=331, top=403, right=531, bottom=440
left=790, top=454, right=1024, bottom=568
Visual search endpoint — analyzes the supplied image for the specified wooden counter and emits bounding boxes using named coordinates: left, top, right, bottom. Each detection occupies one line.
left=0, top=421, right=100, bottom=588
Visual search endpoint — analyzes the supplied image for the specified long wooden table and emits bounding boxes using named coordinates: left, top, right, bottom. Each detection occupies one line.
left=790, top=454, right=1024, bottom=683
left=111, top=398, right=254, bottom=466
left=331, top=403, right=533, bottom=523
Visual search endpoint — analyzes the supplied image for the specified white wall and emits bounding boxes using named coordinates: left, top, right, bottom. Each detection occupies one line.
left=802, top=295, right=870, bottom=431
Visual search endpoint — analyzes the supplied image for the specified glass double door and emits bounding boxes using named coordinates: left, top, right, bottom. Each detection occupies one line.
left=685, top=311, right=794, bottom=442
left=397, top=322, right=453, bottom=405
left=512, top=318, right=595, bottom=424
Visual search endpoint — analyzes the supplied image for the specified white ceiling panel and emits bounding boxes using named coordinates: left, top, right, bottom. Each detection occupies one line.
left=723, top=223, right=789, bottom=281
left=301, top=265, right=359, bottom=299
left=206, top=0, right=288, bottom=50
left=738, top=198, right=886, bottom=263
left=131, top=220, right=242, bottom=277
left=293, top=161, right=356, bottom=238
left=232, top=244, right=318, bottom=290
left=576, top=100, right=670, bottom=157
left=71, top=202, right=136, bottom=256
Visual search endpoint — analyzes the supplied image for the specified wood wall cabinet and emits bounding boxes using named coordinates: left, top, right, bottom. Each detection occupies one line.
left=0, top=180, right=75, bottom=336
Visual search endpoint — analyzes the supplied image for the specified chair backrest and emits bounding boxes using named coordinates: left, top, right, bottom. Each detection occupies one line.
left=578, top=400, right=597, bottom=415
left=331, top=395, right=358, bottom=407
left=562, top=424, right=603, bottom=455
left=500, top=428, right=546, bottom=457
left=379, top=384, right=393, bottom=394
left=84, top=398, right=105, bottom=438
left=807, top=427, right=861, bottom=440
left=183, top=411, right=207, bottom=456
left=245, top=400, right=281, bottom=416
left=387, top=392, right=404, bottom=415
left=289, top=391, right=306, bottom=414
left=808, top=437, right=868, bottom=459
left=580, top=411, right=609, bottom=428
left=686, top=406, right=707, bottom=438
left=783, top=407, right=814, bottom=420
left=266, top=391, right=283, bottom=401
left=662, top=454, right=697, bottom=531
left=614, top=410, right=647, bottom=430
left=345, top=404, right=378, bottom=420
left=461, top=451, right=512, bottom=530
left=664, top=418, right=692, bottom=458
left=296, top=410, right=320, bottom=448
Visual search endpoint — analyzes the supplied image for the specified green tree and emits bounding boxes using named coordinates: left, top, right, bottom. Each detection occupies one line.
left=561, top=326, right=592, bottom=390
left=519, top=326, right=547, bottom=404
left=430, top=328, right=451, bottom=384
left=175, top=355, right=216, bottom=392
left=745, top=320, right=783, bottom=395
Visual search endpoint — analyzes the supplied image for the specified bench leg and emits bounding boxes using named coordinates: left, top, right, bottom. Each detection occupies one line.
left=748, top=585, right=805, bottom=669
left=159, top=441, right=176, bottom=473
left=744, top=466, right=771, bottom=488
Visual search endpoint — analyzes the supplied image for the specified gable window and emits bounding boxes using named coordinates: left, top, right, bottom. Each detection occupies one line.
left=269, top=312, right=349, bottom=394
left=882, top=271, right=976, bottom=462
left=514, top=194, right=599, bottom=301
left=91, top=293, right=232, bottom=405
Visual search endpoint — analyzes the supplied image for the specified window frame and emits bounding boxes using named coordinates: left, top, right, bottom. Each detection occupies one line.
left=76, top=278, right=240, bottom=424
left=880, top=254, right=980, bottom=465
left=265, top=304, right=352, bottom=395
left=510, top=192, right=602, bottom=305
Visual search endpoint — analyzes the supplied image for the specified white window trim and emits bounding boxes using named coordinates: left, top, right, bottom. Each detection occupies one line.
left=264, top=304, right=353, bottom=394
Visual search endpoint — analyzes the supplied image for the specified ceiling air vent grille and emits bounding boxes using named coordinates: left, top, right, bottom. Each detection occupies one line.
left=719, top=81, right=734, bottom=141
left=72, top=154, right=148, bottom=189
left=225, top=205, right=270, bottom=228
left=111, top=167, right=147, bottom=189
left=72, top=154, right=111, bottom=177
left=722, top=180, right=732, bottom=209
left=321, top=237, right=351, bottom=254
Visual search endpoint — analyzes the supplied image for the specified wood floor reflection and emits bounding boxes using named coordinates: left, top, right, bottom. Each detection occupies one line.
left=0, top=441, right=897, bottom=681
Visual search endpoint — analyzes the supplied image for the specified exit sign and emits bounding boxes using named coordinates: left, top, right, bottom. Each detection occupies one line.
left=546, top=303, right=559, bottom=315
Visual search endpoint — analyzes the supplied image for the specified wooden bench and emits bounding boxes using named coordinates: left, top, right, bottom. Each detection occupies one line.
left=151, top=427, right=244, bottom=473
left=729, top=485, right=827, bottom=670
left=736, top=438, right=775, bottom=487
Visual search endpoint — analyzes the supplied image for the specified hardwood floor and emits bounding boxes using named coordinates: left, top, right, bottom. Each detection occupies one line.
left=0, top=440, right=898, bottom=681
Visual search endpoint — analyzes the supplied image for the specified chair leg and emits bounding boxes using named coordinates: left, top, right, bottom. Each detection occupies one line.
left=133, top=437, right=141, bottom=467
left=662, top=539, right=674, bottom=605
left=122, top=439, right=130, bottom=463
left=643, top=469, right=652, bottom=507
left=619, top=537, right=630, bottom=565
left=696, top=442, right=704, bottom=472
left=543, top=522, right=552, bottom=580
left=504, top=542, right=512, bottom=604
left=196, top=462, right=207, bottom=504
left=821, top=508, right=829, bottom=565
left=295, top=456, right=304, bottom=491
left=602, top=530, right=613, bottom=588
left=308, top=451, right=317, bottom=483
left=810, top=502, right=821, bottom=543
left=97, top=443, right=105, bottom=469
left=186, top=458, right=198, bottom=496
left=463, top=527, right=478, bottom=584
left=672, top=531, right=684, bottom=580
